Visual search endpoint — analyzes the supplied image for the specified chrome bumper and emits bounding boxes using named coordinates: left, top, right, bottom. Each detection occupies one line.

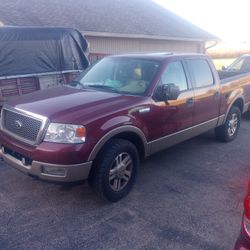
left=0, top=147, right=92, bottom=182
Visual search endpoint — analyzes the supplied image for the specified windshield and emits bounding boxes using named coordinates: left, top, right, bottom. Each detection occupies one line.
left=75, top=57, right=161, bottom=95
left=226, top=57, right=250, bottom=72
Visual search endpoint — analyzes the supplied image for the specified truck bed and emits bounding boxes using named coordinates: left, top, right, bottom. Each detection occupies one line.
left=219, top=70, right=250, bottom=84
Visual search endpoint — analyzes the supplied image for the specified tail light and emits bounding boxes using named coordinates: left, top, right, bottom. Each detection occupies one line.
left=244, top=182, right=250, bottom=220
left=245, top=197, right=250, bottom=221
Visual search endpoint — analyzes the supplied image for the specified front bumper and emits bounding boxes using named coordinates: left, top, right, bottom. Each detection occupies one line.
left=0, top=146, right=92, bottom=182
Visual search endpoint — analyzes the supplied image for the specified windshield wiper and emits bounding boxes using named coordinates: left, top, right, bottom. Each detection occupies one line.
left=85, top=84, right=120, bottom=93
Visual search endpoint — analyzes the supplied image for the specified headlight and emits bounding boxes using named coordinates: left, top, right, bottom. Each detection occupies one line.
left=44, top=123, right=86, bottom=143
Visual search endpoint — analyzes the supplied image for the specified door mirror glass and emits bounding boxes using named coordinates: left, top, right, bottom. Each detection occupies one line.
left=154, top=83, right=180, bottom=101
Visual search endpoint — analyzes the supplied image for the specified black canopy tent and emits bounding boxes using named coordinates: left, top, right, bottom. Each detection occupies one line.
left=0, top=26, right=89, bottom=77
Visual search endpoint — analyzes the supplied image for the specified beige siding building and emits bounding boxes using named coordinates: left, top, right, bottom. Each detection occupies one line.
left=86, top=33, right=205, bottom=60
left=0, top=0, right=217, bottom=62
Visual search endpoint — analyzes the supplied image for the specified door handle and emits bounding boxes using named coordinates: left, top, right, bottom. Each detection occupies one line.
left=186, top=97, right=194, bottom=106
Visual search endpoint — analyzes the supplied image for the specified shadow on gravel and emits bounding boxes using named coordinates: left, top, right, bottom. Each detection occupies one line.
left=243, top=111, right=250, bottom=120
left=59, top=181, right=86, bottom=191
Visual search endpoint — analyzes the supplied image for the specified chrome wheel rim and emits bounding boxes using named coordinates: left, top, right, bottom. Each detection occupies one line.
left=228, top=113, right=238, bottom=136
left=109, top=152, right=133, bottom=192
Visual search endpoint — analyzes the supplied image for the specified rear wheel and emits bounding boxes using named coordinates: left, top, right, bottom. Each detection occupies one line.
left=89, top=139, right=139, bottom=202
left=215, top=106, right=241, bottom=142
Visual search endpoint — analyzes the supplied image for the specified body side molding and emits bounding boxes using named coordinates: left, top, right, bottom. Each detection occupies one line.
left=148, top=117, right=223, bottom=155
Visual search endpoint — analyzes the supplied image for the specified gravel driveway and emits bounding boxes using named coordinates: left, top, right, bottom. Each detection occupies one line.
left=1, top=117, right=250, bottom=250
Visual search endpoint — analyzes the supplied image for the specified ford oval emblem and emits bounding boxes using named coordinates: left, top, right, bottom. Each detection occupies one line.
left=14, top=120, right=23, bottom=130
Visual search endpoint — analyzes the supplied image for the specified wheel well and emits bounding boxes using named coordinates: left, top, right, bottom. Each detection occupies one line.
left=93, top=132, right=146, bottom=163
left=112, top=132, right=145, bottom=160
left=232, top=98, right=244, bottom=113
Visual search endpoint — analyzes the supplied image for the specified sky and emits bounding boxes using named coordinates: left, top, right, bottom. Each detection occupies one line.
left=154, top=0, right=250, bottom=42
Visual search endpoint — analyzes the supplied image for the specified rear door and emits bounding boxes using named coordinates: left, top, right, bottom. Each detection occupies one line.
left=185, top=58, right=221, bottom=125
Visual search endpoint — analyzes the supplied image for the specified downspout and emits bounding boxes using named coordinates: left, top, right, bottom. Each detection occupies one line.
left=205, top=41, right=218, bottom=53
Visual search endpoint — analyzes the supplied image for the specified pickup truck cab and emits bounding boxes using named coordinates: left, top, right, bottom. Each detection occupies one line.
left=1, top=53, right=250, bottom=201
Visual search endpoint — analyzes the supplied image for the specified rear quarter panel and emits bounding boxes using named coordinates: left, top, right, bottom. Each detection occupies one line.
left=219, top=74, right=250, bottom=116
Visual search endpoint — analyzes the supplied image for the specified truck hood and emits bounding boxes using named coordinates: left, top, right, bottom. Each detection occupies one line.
left=7, top=86, right=142, bottom=124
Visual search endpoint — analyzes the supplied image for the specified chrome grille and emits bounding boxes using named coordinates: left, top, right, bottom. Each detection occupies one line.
left=1, top=108, right=45, bottom=143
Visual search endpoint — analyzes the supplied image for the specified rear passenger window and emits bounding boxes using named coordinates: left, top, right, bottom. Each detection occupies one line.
left=161, top=61, right=188, bottom=91
left=187, top=59, right=214, bottom=88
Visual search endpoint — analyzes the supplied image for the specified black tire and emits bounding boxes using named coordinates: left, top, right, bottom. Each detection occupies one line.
left=89, top=139, right=139, bottom=202
left=215, top=106, right=241, bottom=142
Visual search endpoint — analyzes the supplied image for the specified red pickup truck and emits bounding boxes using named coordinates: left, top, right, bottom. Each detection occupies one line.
left=1, top=53, right=250, bottom=201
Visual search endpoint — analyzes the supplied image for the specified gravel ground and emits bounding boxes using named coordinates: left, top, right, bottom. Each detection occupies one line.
left=1, top=117, right=250, bottom=250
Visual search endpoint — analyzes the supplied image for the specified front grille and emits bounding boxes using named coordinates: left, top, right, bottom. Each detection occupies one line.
left=1, top=108, right=44, bottom=143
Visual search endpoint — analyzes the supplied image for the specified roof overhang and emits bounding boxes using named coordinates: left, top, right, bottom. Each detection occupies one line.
left=83, top=31, right=218, bottom=42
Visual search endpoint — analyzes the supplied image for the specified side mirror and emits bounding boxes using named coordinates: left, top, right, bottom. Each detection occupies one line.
left=154, top=83, right=180, bottom=101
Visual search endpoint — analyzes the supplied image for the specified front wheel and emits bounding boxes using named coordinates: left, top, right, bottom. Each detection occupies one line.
left=90, top=139, right=139, bottom=202
left=215, top=106, right=241, bottom=142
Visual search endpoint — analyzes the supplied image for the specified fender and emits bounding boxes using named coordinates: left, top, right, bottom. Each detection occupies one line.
left=222, top=93, right=244, bottom=125
left=88, top=125, right=149, bottom=161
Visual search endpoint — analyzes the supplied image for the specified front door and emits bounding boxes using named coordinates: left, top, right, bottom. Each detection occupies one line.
left=148, top=60, right=194, bottom=153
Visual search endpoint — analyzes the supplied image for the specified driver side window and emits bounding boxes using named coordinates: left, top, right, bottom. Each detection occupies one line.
left=161, top=61, right=188, bottom=91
